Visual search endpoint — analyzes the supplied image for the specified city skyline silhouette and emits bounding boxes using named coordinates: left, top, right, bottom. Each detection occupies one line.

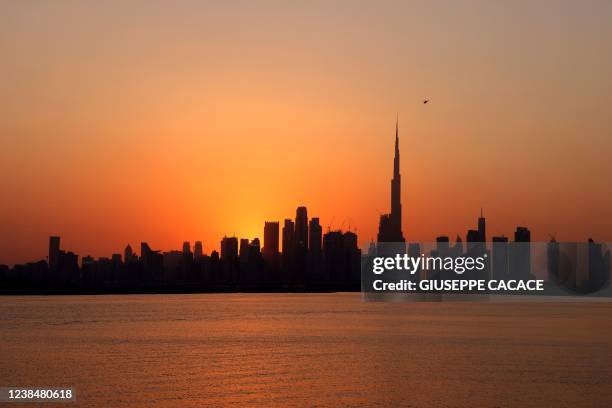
left=2, top=122, right=609, bottom=294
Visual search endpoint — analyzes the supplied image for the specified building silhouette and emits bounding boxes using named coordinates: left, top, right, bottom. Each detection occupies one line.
left=48, top=236, right=60, bottom=273
left=510, top=226, right=531, bottom=279
left=282, top=219, right=295, bottom=255
left=281, top=219, right=295, bottom=285
left=194, top=241, right=203, bottom=259
left=295, top=206, right=308, bottom=250
left=309, top=218, right=322, bottom=254
left=221, top=236, right=239, bottom=285
left=308, top=217, right=323, bottom=283
left=478, top=208, right=486, bottom=243
left=291, top=207, right=309, bottom=286
left=263, top=221, right=280, bottom=260
left=377, top=117, right=405, bottom=243
left=140, top=242, right=163, bottom=282
left=221, top=236, right=238, bottom=261
left=244, top=238, right=262, bottom=285
left=239, top=238, right=250, bottom=264
left=124, top=244, right=134, bottom=263
left=465, top=212, right=490, bottom=281
left=323, top=230, right=360, bottom=288
left=262, top=221, right=281, bottom=284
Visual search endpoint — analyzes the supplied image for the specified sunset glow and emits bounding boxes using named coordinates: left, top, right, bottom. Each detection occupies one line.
left=1, top=1, right=611, bottom=265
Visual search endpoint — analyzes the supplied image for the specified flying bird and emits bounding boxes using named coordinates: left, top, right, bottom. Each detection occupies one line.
left=423, top=98, right=429, bottom=104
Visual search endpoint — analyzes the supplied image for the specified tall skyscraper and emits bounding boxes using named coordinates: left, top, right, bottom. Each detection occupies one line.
left=124, top=244, right=133, bottom=262
left=48, top=236, right=60, bottom=272
left=220, top=236, right=238, bottom=261
left=281, top=219, right=295, bottom=285
left=377, top=117, right=405, bottom=243
left=309, top=217, right=322, bottom=256
left=514, top=227, right=531, bottom=243
left=194, top=241, right=203, bottom=259
left=182, top=241, right=191, bottom=256
left=308, top=217, right=323, bottom=282
left=510, top=226, right=531, bottom=279
left=140, top=242, right=163, bottom=281
left=181, top=241, right=193, bottom=278
left=250, top=238, right=261, bottom=252
left=220, top=236, right=239, bottom=285
left=140, top=242, right=154, bottom=272
left=263, top=221, right=280, bottom=259
left=295, top=206, right=308, bottom=249
left=323, top=230, right=361, bottom=287
left=478, top=208, right=486, bottom=242
left=467, top=211, right=487, bottom=257
left=282, top=219, right=295, bottom=254
left=239, top=238, right=250, bottom=264
left=141, top=242, right=152, bottom=261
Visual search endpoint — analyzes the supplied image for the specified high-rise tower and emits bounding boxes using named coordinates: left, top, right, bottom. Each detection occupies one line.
left=391, top=117, right=402, bottom=233
left=478, top=208, right=486, bottom=243
left=263, top=221, right=280, bottom=259
left=48, top=236, right=60, bottom=272
left=295, top=206, right=308, bottom=249
left=377, top=117, right=405, bottom=243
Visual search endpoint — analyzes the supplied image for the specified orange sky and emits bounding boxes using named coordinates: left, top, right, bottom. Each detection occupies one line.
left=1, top=1, right=612, bottom=265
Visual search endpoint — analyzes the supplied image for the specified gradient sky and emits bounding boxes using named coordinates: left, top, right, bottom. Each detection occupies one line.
left=1, top=1, right=611, bottom=265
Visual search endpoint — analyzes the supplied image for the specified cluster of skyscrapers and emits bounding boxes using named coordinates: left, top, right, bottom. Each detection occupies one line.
left=0, top=205, right=361, bottom=292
